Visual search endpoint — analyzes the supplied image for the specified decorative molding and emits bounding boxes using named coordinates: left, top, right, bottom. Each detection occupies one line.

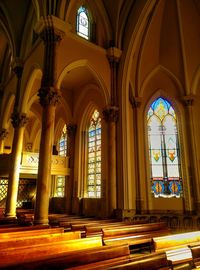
left=67, top=124, right=77, bottom=137
left=183, top=95, right=195, bottom=106
left=107, top=47, right=122, bottom=63
left=0, top=129, right=8, bottom=140
left=38, top=87, right=61, bottom=107
left=103, top=106, right=119, bottom=122
left=11, top=112, right=28, bottom=128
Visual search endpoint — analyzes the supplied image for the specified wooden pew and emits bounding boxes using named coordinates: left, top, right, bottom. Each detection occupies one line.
left=85, top=222, right=139, bottom=237
left=0, top=227, right=64, bottom=239
left=3, top=244, right=130, bottom=270
left=189, top=243, right=200, bottom=268
left=0, top=224, right=49, bottom=233
left=0, top=236, right=103, bottom=268
left=68, top=252, right=171, bottom=270
left=102, top=222, right=170, bottom=250
left=0, top=231, right=80, bottom=249
left=153, top=231, right=200, bottom=252
left=107, top=252, right=171, bottom=270
left=153, top=232, right=200, bottom=269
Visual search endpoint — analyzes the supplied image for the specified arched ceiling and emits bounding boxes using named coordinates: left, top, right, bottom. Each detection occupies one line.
left=127, top=0, right=200, bottom=96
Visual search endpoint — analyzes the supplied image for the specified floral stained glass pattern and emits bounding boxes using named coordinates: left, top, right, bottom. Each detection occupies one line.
left=77, top=7, right=89, bottom=40
left=88, top=110, right=101, bottom=198
left=147, top=98, right=182, bottom=198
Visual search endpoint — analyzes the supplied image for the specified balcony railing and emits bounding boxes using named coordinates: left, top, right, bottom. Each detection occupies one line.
left=0, top=152, right=70, bottom=177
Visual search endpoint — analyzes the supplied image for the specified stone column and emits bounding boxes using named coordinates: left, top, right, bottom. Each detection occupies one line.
left=34, top=17, right=62, bottom=225
left=107, top=44, right=122, bottom=105
left=0, top=129, right=8, bottom=154
left=103, top=106, right=119, bottom=216
left=183, top=95, right=199, bottom=213
left=34, top=88, right=60, bottom=225
left=5, top=113, right=28, bottom=218
left=105, top=44, right=121, bottom=216
left=130, top=96, right=142, bottom=214
left=65, top=124, right=77, bottom=213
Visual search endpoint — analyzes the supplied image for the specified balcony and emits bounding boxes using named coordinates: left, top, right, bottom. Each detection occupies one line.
left=0, top=152, right=70, bottom=177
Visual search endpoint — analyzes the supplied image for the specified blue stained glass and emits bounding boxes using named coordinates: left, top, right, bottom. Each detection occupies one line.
left=147, top=97, right=182, bottom=198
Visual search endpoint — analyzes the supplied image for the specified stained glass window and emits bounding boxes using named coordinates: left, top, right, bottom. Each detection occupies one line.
left=59, top=124, right=67, bottom=157
left=55, top=125, right=67, bottom=197
left=147, top=97, right=182, bottom=198
left=88, top=110, right=101, bottom=198
left=76, top=6, right=90, bottom=40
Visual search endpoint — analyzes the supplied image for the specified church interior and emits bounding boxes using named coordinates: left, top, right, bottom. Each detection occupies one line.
left=0, top=0, right=200, bottom=269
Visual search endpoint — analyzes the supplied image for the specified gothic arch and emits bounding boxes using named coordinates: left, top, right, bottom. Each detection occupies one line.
left=21, top=66, right=42, bottom=113
left=140, top=65, right=184, bottom=97
left=56, top=59, right=109, bottom=105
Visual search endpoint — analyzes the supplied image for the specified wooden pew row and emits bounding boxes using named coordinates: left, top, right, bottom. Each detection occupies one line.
left=153, top=231, right=200, bottom=252
left=2, top=244, right=130, bottom=270
left=0, top=231, right=80, bottom=250
left=71, top=222, right=133, bottom=237
left=0, top=227, right=64, bottom=239
left=68, top=252, right=172, bottom=270
left=188, top=243, right=200, bottom=269
left=102, top=222, right=170, bottom=250
left=0, top=236, right=103, bottom=268
left=0, top=224, right=49, bottom=233
left=153, top=231, right=200, bottom=269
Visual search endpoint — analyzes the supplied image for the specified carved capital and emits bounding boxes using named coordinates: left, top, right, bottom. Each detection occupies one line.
left=35, top=16, right=65, bottom=44
left=107, top=47, right=122, bottom=63
left=67, top=124, right=77, bottom=137
left=183, top=95, right=194, bottom=106
left=0, top=129, right=8, bottom=140
left=130, top=96, right=142, bottom=108
left=38, top=87, right=61, bottom=107
left=11, top=112, right=28, bottom=128
left=40, top=27, right=62, bottom=44
left=103, top=106, right=119, bottom=122
left=12, top=58, right=24, bottom=79
left=26, top=143, right=33, bottom=152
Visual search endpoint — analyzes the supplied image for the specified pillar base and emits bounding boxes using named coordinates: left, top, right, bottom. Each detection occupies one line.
left=1, top=214, right=17, bottom=224
left=33, top=218, right=49, bottom=225
left=4, top=212, right=17, bottom=219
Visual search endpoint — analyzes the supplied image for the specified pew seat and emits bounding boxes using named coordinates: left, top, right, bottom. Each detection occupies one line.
left=153, top=231, right=200, bottom=252
left=0, top=236, right=103, bottom=268
left=4, top=244, right=130, bottom=270
left=102, top=222, right=170, bottom=250
left=0, top=230, right=80, bottom=249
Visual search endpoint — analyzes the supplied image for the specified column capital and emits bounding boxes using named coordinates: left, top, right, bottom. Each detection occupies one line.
left=107, top=46, right=122, bottom=63
left=0, top=128, right=8, bottom=140
left=11, top=112, right=28, bottom=128
left=35, top=15, right=66, bottom=42
left=182, top=95, right=195, bottom=106
left=38, top=87, right=61, bottom=107
left=130, top=96, right=142, bottom=108
left=67, top=124, right=77, bottom=137
left=103, top=106, right=119, bottom=122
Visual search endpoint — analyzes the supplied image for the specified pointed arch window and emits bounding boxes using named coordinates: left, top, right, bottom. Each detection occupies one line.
left=88, top=110, right=101, bottom=198
left=59, top=124, right=67, bottom=157
left=147, top=97, right=182, bottom=198
left=76, top=6, right=90, bottom=40
left=55, top=124, right=67, bottom=197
